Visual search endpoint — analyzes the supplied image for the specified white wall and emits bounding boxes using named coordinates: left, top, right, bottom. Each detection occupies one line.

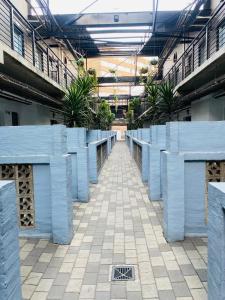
left=211, top=0, right=222, bottom=11
left=191, top=95, right=225, bottom=121
left=162, top=43, right=184, bottom=77
left=0, top=97, right=63, bottom=126
left=11, top=0, right=29, bottom=18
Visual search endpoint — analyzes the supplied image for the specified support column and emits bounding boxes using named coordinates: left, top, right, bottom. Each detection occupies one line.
left=0, top=181, right=22, bottom=300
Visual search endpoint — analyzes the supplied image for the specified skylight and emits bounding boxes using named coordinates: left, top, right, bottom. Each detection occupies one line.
left=50, top=0, right=194, bottom=14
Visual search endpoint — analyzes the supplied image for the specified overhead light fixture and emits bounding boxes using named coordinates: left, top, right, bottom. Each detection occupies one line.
left=114, top=15, right=119, bottom=22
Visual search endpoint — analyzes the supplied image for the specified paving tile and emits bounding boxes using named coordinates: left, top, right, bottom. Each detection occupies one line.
left=95, top=291, right=111, bottom=300
left=172, top=282, right=191, bottom=297
left=54, top=273, right=71, bottom=286
left=22, top=284, right=36, bottom=299
left=31, top=292, right=48, bottom=300
left=79, top=285, right=96, bottom=299
left=36, top=279, right=54, bottom=292
left=62, top=293, right=79, bottom=300
left=191, top=288, right=207, bottom=300
left=158, top=290, right=176, bottom=300
left=152, top=266, right=168, bottom=278
left=184, top=275, right=203, bottom=289
left=47, top=285, right=65, bottom=299
left=83, top=272, right=98, bottom=284
left=155, top=277, right=172, bottom=290
left=19, top=143, right=209, bottom=300
left=127, top=291, right=143, bottom=300
left=111, top=285, right=127, bottom=299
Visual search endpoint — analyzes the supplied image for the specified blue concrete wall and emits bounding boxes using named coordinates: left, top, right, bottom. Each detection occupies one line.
left=0, top=125, right=67, bottom=156
left=0, top=125, right=73, bottom=244
left=162, top=121, right=225, bottom=242
left=50, top=155, right=73, bottom=244
left=102, top=131, right=111, bottom=154
left=67, top=128, right=89, bottom=202
left=132, top=138, right=149, bottom=183
left=87, top=130, right=102, bottom=143
left=151, top=125, right=166, bottom=149
left=184, top=162, right=207, bottom=236
left=208, top=183, right=225, bottom=300
left=166, top=121, right=225, bottom=152
left=67, top=128, right=87, bottom=147
left=148, top=125, right=166, bottom=200
left=162, top=152, right=185, bottom=242
left=141, top=129, right=151, bottom=143
left=0, top=181, right=22, bottom=300
left=88, top=138, right=108, bottom=184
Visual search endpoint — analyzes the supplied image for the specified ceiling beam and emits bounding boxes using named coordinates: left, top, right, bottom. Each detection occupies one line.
left=56, top=12, right=153, bottom=27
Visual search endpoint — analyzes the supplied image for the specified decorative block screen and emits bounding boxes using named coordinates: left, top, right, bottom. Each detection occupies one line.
left=205, top=161, right=225, bottom=222
left=0, top=164, right=35, bottom=228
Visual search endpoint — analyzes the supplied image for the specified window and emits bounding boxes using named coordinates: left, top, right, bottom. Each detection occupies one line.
left=36, top=48, right=44, bottom=71
left=217, top=20, right=225, bottom=50
left=11, top=112, right=19, bottom=126
left=13, top=25, right=24, bottom=56
left=173, top=52, right=178, bottom=63
left=198, top=40, right=206, bottom=66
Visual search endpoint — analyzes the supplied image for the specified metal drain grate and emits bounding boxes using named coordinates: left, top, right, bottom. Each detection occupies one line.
left=112, top=266, right=135, bottom=281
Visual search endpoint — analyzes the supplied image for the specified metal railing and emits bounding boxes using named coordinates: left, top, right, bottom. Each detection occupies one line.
left=97, top=141, right=108, bottom=174
left=0, top=0, right=75, bottom=89
left=133, top=141, right=142, bottom=172
left=164, top=1, right=225, bottom=88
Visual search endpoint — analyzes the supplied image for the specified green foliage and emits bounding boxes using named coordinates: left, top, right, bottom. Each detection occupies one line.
left=129, top=98, right=141, bottom=118
left=95, top=100, right=115, bottom=130
left=144, top=77, right=160, bottom=124
left=63, top=74, right=97, bottom=128
left=158, top=82, right=178, bottom=121
left=126, top=98, right=142, bottom=129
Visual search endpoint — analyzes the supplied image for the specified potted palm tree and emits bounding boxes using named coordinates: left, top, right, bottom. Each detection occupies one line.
left=158, top=82, right=177, bottom=121
left=63, top=74, right=97, bottom=127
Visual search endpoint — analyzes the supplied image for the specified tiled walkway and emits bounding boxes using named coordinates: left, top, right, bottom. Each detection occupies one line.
left=20, top=142, right=208, bottom=300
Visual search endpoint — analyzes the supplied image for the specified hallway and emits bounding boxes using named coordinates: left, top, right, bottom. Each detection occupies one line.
left=20, top=142, right=207, bottom=300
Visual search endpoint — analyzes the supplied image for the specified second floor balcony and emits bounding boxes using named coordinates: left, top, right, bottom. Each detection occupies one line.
left=164, top=1, right=225, bottom=94
left=0, top=0, right=75, bottom=93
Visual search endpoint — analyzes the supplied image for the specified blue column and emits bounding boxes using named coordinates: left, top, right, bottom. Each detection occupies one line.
left=208, top=183, right=225, bottom=300
left=50, top=155, right=73, bottom=244
left=0, top=181, right=22, bottom=300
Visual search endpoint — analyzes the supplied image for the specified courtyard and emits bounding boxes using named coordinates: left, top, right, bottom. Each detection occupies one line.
left=20, top=142, right=207, bottom=300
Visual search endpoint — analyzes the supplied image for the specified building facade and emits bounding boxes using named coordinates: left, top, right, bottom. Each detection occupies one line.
left=0, top=0, right=78, bottom=126
left=160, top=0, right=225, bottom=121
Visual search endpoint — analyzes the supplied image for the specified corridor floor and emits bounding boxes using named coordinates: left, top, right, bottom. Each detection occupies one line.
left=20, top=142, right=208, bottom=300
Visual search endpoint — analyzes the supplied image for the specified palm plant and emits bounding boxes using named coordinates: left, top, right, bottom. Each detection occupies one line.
left=158, top=82, right=178, bottom=121
left=63, top=74, right=97, bottom=127
left=144, top=77, right=160, bottom=124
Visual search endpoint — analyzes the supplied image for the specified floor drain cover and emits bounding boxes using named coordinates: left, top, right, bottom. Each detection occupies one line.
left=112, top=266, right=135, bottom=281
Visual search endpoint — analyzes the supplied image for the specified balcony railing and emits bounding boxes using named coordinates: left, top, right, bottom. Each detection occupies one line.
left=0, top=0, right=75, bottom=89
left=164, top=1, right=225, bottom=88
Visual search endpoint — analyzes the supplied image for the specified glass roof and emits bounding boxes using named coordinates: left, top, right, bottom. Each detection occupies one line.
left=50, top=0, right=193, bottom=14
